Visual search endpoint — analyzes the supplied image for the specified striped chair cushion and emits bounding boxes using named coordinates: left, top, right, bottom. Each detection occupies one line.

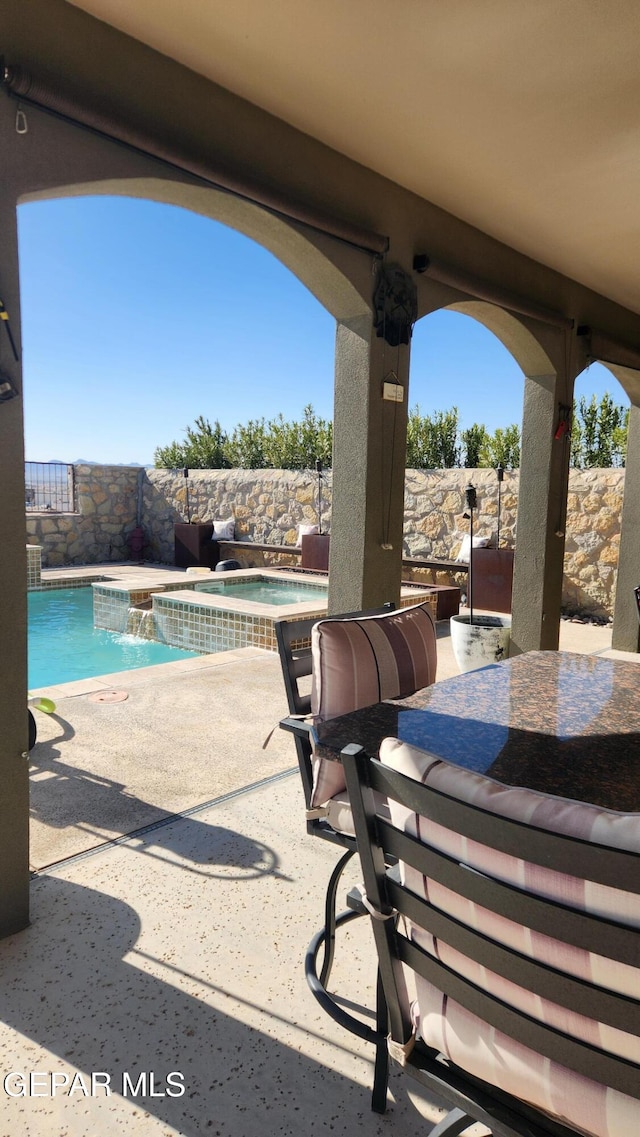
left=381, top=738, right=640, bottom=1137
left=309, top=603, right=437, bottom=810
left=322, top=788, right=391, bottom=838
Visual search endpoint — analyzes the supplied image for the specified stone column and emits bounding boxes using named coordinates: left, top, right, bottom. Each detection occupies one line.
left=0, top=100, right=30, bottom=936
left=328, top=315, right=410, bottom=613
left=612, top=402, right=640, bottom=651
left=510, top=368, right=574, bottom=654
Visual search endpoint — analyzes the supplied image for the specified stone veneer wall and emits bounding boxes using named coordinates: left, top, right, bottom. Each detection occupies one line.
left=402, top=468, right=622, bottom=617
left=24, top=465, right=625, bottom=617
left=25, top=464, right=142, bottom=567
left=143, top=468, right=325, bottom=560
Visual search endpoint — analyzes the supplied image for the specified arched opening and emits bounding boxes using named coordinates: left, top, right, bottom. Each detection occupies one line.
left=572, top=361, right=630, bottom=470
left=18, top=193, right=340, bottom=466
left=21, top=176, right=372, bottom=323
left=16, top=180, right=376, bottom=869
left=407, top=301, right=556, bottom=548
left=574, top=361, right=640, bottom=653
left=409, top=299, right=582, bottom=654
left=409, top=305, right=534, bottom=471
left=562, top=361, right=630, bottom=620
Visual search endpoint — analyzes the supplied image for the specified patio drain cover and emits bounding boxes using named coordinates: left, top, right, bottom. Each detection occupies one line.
left=87, top=690, right=129, bottom=703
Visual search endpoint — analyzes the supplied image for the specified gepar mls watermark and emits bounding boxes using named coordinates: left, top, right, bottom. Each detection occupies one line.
left=3, top=1070, right=186, bottom=1098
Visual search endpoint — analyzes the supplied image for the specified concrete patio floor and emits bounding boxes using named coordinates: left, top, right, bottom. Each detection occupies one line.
left=28, top=646, right=296, bottom=870
left=2, top=773, right=467, bottom=1137
left=4, top=573, right=636, bottom=1134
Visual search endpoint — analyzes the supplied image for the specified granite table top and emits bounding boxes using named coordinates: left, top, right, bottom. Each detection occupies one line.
left=312, top=650, right=640, bottom=812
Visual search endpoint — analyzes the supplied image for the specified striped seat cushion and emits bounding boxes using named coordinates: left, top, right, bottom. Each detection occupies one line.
left=321, top=787, right=391, bottom=838
left=309, top=603, right=437, bottom=809
left=381, top=738, right=640, bottom=1137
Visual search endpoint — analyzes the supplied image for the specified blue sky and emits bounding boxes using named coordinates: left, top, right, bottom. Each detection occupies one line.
left=17, top=195, right=624, bottom=466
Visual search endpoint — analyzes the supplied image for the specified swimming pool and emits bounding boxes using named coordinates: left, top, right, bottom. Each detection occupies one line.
left=91, top=568, right=438, bottom=656
left=195, top=579, right=328, bottom=605
left=28, top=588, right=200, bottom=688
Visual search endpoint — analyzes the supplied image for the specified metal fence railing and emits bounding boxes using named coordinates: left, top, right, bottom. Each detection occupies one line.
left=25, top=462, right=75, bottom=512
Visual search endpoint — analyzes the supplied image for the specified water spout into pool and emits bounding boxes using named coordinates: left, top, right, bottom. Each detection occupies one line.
left=126, top=607, right=157, bottom=640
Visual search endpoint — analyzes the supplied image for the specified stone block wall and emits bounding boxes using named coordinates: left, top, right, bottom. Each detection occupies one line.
left=402, top=467, right=623, bottom=617
left=563, top=469, right=623, bottom=615
left=403, top=467, right=519, bottom=560
left=25, top=464, right=142, bottom=566
left=24, top=464, right=626, bottom=616
left=143, top=468, right=328, bottom=563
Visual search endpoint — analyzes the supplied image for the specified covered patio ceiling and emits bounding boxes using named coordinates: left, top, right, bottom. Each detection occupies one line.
left=66, top=0, right=640, bottom=314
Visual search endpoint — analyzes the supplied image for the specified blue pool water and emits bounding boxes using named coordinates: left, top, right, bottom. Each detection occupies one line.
left=196, top=579, right=328, bottom=605
left=28, top=587, right=200, bottom=688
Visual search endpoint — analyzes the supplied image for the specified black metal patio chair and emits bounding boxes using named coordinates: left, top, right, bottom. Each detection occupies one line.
left=341, top=737, right=640, bottom=1133
left=276, top=601, right=438, bottom=1113
left=276, top=604, right=394, bottom=989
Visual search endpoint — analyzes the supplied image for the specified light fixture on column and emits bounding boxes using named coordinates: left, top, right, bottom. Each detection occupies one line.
left=0, top=370, right=18, bottom=402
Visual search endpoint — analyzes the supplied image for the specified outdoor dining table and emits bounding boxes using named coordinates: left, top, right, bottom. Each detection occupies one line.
left=311, top=650, right=640, bottom=811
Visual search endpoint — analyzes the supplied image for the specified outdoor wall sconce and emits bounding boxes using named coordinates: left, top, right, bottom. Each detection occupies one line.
left=0, top=369, right=18, bottom=402
left=0, top=296, right=19, bottom=360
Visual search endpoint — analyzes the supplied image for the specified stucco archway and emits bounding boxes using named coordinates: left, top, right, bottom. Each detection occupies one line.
left=0, top=91, right=385, bottom=937
left=21, top=176, right=373, bottom=325
left=19, top=175, right=404, bottom=617
left=446, top=300, right=557, bottom=378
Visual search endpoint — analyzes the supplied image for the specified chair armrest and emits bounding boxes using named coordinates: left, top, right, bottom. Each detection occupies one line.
left=279, top=715, right=313, bottom=740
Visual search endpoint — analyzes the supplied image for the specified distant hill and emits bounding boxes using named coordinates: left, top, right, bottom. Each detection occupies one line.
left=44, top=459, right=145, bottom=467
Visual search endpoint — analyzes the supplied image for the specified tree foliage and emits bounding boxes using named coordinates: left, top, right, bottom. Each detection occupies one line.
left=406, top=406, right=460, bottom=468
left=155, top=404, right=332, bottom=470
left=154, top=415, right=229, bottom=469
left=154, top=393, right=628, bottom=471
left=262, top=405, right=333, bottom=469
left=570, top=393, right=628, bottom=468
left=485, top=425, right=521, bottom=469
left=460, top=423, right=490, bottom=468
left=225, top=419, right=268, bottom=469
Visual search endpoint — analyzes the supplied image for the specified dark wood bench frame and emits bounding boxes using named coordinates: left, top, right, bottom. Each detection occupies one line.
left=218, top=540, right=470, bottom=577
left=341, top=743, right=640, bottom=1134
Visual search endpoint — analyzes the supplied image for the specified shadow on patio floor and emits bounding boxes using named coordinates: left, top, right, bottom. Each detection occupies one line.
left=3, top=774, right=458, bottom=1135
